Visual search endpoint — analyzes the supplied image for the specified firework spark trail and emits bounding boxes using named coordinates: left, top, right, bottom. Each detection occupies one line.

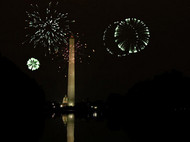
left=50, top=33, right=96, bottom=73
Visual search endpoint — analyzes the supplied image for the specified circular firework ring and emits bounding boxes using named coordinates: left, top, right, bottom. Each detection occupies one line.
left=103, top=21, right=127, bottom=57
left=114, top=18, right=150, bottom=54
left=103, top=18, right=150, bottom=57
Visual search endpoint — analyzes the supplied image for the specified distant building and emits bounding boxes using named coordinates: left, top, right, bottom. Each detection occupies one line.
left=61, top=95, right=68, bottom=107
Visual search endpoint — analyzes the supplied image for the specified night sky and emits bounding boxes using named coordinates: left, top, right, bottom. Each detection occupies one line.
left=1, top=0, right=190, bottom=102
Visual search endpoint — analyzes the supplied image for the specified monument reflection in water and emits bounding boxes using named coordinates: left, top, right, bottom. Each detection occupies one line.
left=62, top=114, right=75, bottom=142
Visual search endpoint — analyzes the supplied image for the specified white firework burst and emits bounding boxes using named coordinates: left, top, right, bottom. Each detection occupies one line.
left=27, top=58, right=40, bottom=71
left=24, top=2, right=69, bottom=54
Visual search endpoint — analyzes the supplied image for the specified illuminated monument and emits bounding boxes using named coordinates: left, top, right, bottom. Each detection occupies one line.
left=64, top=35, right=75, bottom=106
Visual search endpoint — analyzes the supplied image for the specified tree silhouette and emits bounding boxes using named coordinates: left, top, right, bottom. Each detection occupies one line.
left=1, top=54, right=46, bottom=142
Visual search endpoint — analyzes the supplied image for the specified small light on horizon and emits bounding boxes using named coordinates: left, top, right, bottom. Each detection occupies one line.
left=68, top=103, right=74, bottom=106
left=94, top=106, right=98, bottom=109
left=93, top=112, right=97, bottom=118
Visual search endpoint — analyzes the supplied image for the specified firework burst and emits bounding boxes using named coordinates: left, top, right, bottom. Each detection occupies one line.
left=103, top=18, right=150, bottom=57
left=23, top=2, right=69, bottom=54
left=27, top=57, right=40, bottom=71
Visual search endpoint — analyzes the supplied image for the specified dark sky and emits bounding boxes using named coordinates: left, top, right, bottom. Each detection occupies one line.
left=1, top=0, right=190, bottom=102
